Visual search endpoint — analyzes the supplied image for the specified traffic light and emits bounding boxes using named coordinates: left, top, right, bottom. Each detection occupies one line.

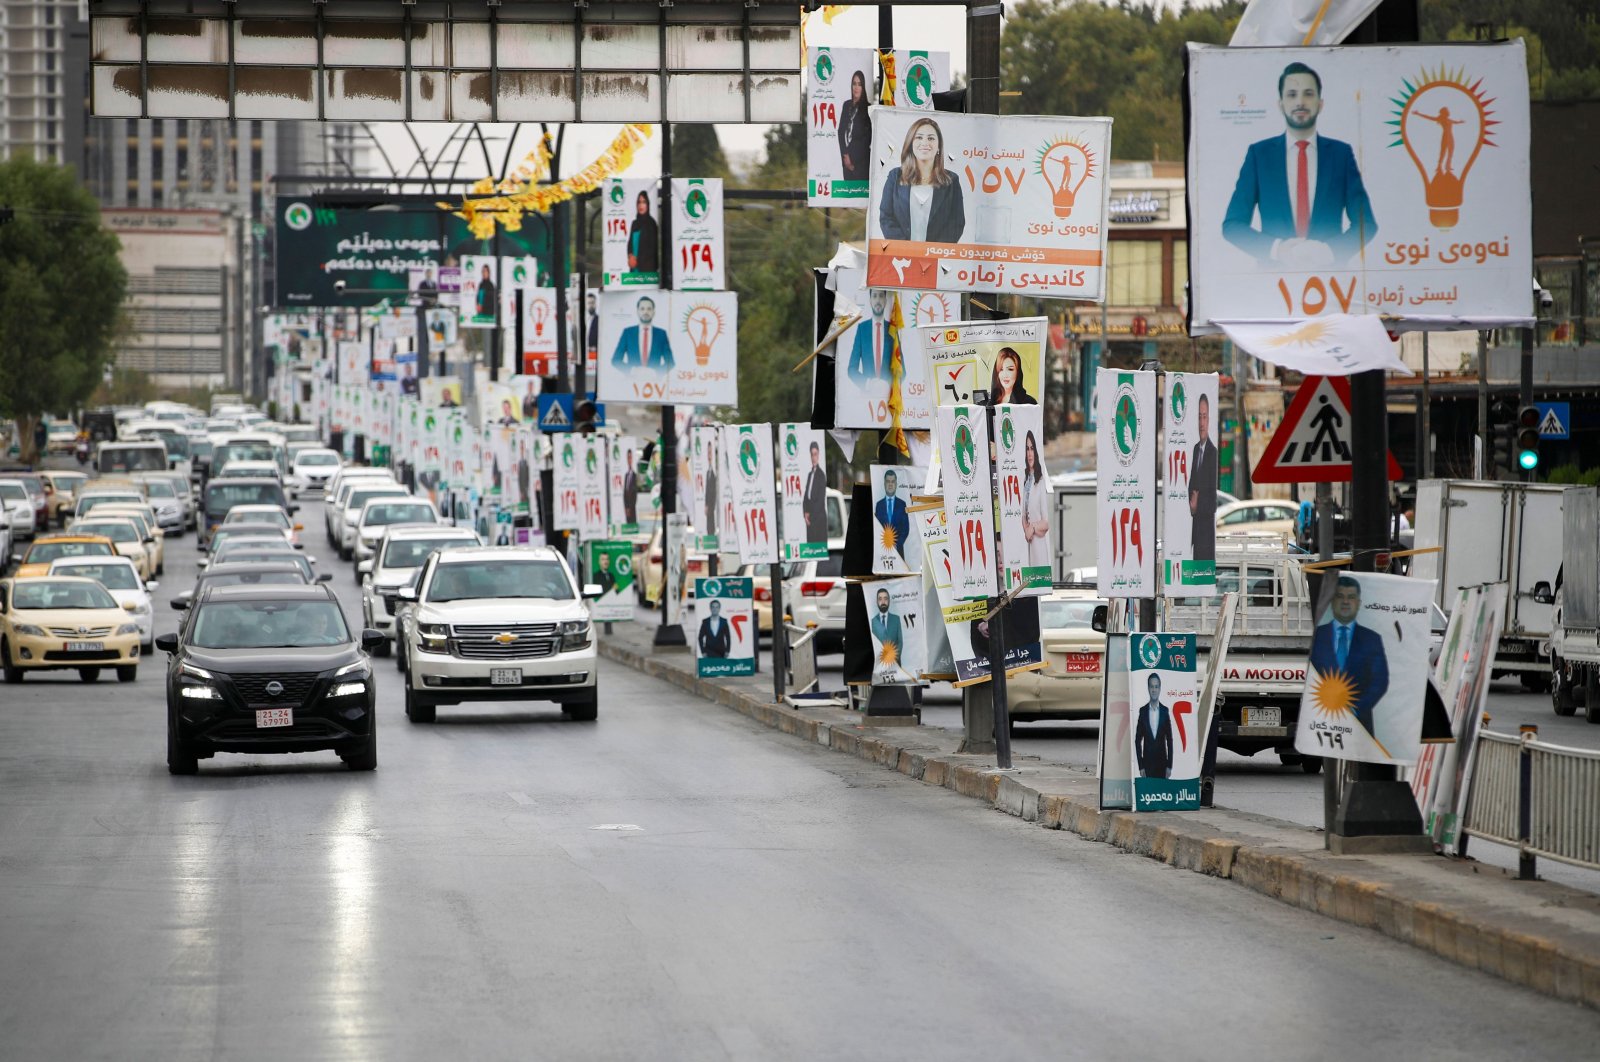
left=1516, top=405, right=1541, bottom=472
left=1489, top=401, right=1515, bottom=473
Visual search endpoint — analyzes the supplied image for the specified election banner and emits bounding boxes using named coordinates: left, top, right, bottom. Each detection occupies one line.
left=1185, top=41, right=1533, bottom=332
left=420, top=376, right=463, bottom=411
left=608, top=435, right=642, bottom=535
left=862, top=576, right=925, bottom=686
left=1130, top=632, right=1202, bottom=812
left=922, top=317, right=1047, bottom=412
left=508, top=286, right=559, bottom=373
left=602, top=178, right=662, bottom=288
left=1097, top=633, right=1133, bottom=810
left=1096, top=368, right=1157, bottom=598
left=664, top=513, right=689, bottom=626
left=1162, top=372, right=1220, bottom=596
left=690, top=425, right=721, bottom=551
left=695, top=576, right=755, bottom=678
left=994, top=404, right=1051, bottom=595
left=912, top=501, right=957, bottom=680
left=586, top=541, right=634, bottom=622
left=778, top=423, right=830, bottom=561
left=807, top=46, right=876, bottom=207
left=888, top=50, right=950, bottom=111
left=425, top=308, right=458, bottom=348
left=596, top=290, right=739, bottom=407
left=832, top=287, right=932, bottom=432
left=577, top=434, right=608, bottom=540
left=870, top=464, right=924, bottom=576
left=723, top=424, right=779, bottom=565
left=459, top=255, right=499, bottom=328
left=1294, top=571, right=1438, bottom=766
left=552, top=434, right=581, bottom=531
left=935, top=404, right=998, bottom=601
left=866, top=108, right=1112, bottom=300
left=481, top=382, right=523, bottom=431
left=671, top=178, right=725, bottom=291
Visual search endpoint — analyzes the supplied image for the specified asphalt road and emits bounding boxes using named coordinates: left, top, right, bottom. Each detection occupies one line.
left=3, top=499, right=1598, bottom=1058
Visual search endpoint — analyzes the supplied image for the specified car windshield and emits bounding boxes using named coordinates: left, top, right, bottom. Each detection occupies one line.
left=76, top=522, right=138, bottom=544
left=12, top=580, right=118, bottom=610
left=218, top=551, right=312, bottom=579
left=144, top=480, right=177, bottom=498
left=364, top=502, right=434, bottom=527
left=27, top=541, right=114, bottom=563
left=0, top=483, right=26, bottom=502
left=426, top=560, right=573, bottom=602
left=205, top=483, right=285, bottom=511
left=225, top=510, right=289, bottom=529
left=211, top=530, right=284, bottom=550
left=104, top=511, right=152, bottom=535
left=100, top=447, right=166, bottom=472
left=1039, top=599, right=1104, bottom=630
left=383, top=537, right=466, bottom=568
left=298, top=452, right=338, bottom=467
left=190, top=600, right=350, bottom=649
left=348, top=489, right=406, bottom=511
left=201, top=570, right=307, bottom=590
left=216, top=443, right=276, bottom=465
left=54, top=562, right=139, bottom=590
left=80, top=495, right=141, bottom=514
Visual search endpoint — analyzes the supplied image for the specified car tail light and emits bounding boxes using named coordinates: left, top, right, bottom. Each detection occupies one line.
left=800, top=579, right=836, bottom=597
left=755, top=587, right=771, bottom=602
left=649, top=551, right=662, bottom=563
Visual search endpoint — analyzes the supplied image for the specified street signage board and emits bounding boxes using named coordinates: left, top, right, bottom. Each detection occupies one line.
left=1252, top=375, right=1403, bottom=484
left=1535, top=401, right=1570, bottom=439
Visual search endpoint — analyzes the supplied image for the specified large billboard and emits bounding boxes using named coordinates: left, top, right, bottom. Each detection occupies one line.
left=274, top=197, right=548, bottom=308
left=1185, top=41, right=1532, bottom=331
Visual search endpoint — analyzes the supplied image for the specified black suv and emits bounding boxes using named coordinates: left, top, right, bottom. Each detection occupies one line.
left=158, top=584, right=384, bottom=775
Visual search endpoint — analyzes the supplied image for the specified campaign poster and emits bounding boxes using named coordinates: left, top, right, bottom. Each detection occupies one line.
left=671, top=178, right=725, bottom=291
left=608, top=435, right=641, bottom=535
left=695, top=576, right=755, bottom=678
left=459, top=254, right=499, bottom=328
left=586, top=541, right=634, bottom=622
left=778, top=423, right=830, bottom=561
left=1130, top=632, right=1202, bottom=812
left=602, top=178, right=662, bottom=288
left=1185, top=41, right=1532, bottom=332
left=420, top=375, right=463, bottom=411
left=1097, top=634, right=1133, bottom=810
left=596, top=290, right=739, bottom=408
left=898, top=290, right=958, bottom=392
left=339, top=340, right=369, bottom=389
left=507, top=286, right=559, bottom=373
left=690, top=425, right=721, bottom=551
left=481, top=382, right=523, bottom=431
left=1295, top=571, right=1437, bottom=767
left=862, top=576, right=925, bottom=686
left=806, top=46, right=875, bottom=208
left=724, top=424, right=779, bottom=565
left=664, top=513, right=689, bottom=627
left=369, top=336, right=397, bottom=386
left=921, top=317, right=1048, bottom=413
left=865, top=108, right=1113, bottom=300
left=912, top=501, right=957, bottom=680
left=1095, top=368, right=1157, bottom=598
left=409, top=264, right=444, bottom=309
left=552, top=434, right=581, bottom=532
left=425, top=308, right=458, bottom=348
left=994, top=404, right=1051, bottom=595
left=832, top=288, right=933, bottom=432
left=935, top=405, right=997, bottom=601
left=870, top=463, right=925, bottom=576
left=577, top=434, right=608, bottom=540
left=888, top=50, right=950, bottom=111
left=1162, top=372, right=1220, bottom=596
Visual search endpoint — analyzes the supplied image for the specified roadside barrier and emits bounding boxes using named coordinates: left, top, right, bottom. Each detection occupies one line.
left=1464, top=728, right=1600, bottom=876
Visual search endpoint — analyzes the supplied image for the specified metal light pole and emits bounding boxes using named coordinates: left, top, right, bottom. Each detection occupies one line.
left=654, top=123, right=686, bottom=648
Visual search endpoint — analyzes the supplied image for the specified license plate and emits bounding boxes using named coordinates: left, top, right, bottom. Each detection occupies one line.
left=65, top=641, right=104, bottom=652
left=255, top=708, right=293, bottom=728
left=490, top=668, right=522, bottom=686
left=1242, top=707, right=1281, bottom=727
left=1061, top=652, right=1101, bottom=674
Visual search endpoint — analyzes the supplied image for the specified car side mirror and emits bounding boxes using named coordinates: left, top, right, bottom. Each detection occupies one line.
left=1091, top=604, right=1108, bottom=633
left=360, top=628, right=387, bottom=653
left=195, top=559, right=208, bottom=570
left=145, top=580, right=159, bottom=591
left=8, top=553, right=18, bottom=564
left=170, top=597, right=189, bottom=610
left=155, top=632, right=179, bottom=653
left=293, top=523, right=303, bottom=531
left=145, top=537, right=155, bottom=545
left=1532, top=581, right=1554, bottom=605
left=397, top=586, right=418, bottom=601
left=288, top=504, right=299, bottom=514
left=357, top=560, right=373, bottom=575
left=316, top=572, right=333, bottom=583
left=123, top=600, right=138, bottom=612
left=582, top=583, right=603, bottom=599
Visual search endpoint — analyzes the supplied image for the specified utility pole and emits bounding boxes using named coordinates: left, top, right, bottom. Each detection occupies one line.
left=654, top=122, right=686, bottom=648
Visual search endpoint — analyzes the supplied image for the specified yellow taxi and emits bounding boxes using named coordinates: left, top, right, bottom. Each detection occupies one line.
left=11, top=534, right=119, bottom=578
left=67, top=517, right=153, bottom=580
left=87, top=504, right=165, bottom=576
left=0, top=576, right=142, bottom=683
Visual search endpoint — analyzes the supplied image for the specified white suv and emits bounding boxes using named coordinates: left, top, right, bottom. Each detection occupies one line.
left=396, top=546, right=598, bottom=723
left=360, top=525, right=480, bottom=651
left=351, top=496, right=443, bottom=570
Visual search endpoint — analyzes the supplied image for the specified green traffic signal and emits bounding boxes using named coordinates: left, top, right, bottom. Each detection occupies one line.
left=1516, top=406, right=1541, bottom=472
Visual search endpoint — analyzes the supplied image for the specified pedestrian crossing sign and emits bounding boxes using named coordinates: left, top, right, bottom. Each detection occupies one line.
left=536, top=393, right=573, bottom=432
left=1251, top=375, right=1402, bottom=484
left=1535, top=401, right=1570, bottom=439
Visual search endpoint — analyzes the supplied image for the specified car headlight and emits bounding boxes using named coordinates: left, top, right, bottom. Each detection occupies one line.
left=333, top=659, right=370, bottom=679
left=329, top=681, right=367, bottom=698
left=180, top=685, right=220, bottom=700
left=559, top=620, right=591, bottom=652
left=116, top=623, right=140, bottom=636
left=181, top=662, right=212, bottom=680
left=12, top=623, right=46, bottom=637
left=417, top=622, right=449, bottom=652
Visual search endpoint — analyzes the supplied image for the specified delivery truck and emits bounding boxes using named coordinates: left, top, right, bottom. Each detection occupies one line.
left=1545, top=486, right=1600, bottom=722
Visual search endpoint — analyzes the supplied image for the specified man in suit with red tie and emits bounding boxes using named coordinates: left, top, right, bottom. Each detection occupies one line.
left=846, top=289, right=897, bottom=385
left=610, top=295, right=674, bottom=370
left=1222, top=62, right=1377, bottom=268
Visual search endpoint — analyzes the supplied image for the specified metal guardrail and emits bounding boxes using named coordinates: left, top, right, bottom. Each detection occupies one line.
left=1463, top=729, right=1600, bottom=875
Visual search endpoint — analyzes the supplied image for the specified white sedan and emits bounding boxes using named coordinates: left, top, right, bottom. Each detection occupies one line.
left=1214, top=499, right=1300, bottom=536
left=1007, top=590, right=1108, bottom=724
left=46, top=555, right=156, bottom=652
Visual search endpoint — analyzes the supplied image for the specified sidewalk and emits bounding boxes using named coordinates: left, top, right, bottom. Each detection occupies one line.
left=599, top=622, right=1600, bottom=1011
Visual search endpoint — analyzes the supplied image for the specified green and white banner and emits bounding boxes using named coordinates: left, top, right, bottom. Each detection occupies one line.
left=695, top=576, right=755, bottom=678
left=587, top=540, right=635, bottom=623
left=1129, top=632, right=1201, bottom=812
left=993, top=403, right=1051, bottom=595
left=1163, top=372, right=1219, bottom=596
left=724, top=424, right=778, bottom=565
left=778, top=423, right=830, bottom=561
left=1096, top=367, right=1158, bottom=598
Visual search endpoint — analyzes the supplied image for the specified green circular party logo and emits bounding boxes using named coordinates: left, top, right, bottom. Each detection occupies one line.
left=703, top=578, right=723, bottom=598
left=1170, top=378, right=1187, bottom=423
left=785, top=431, right=798, bottom=457
left=738, top=437, right=759, bottom=479
left=1138, top=635, right=1162, bottom=669
left=284, top=202, right=313, bottom=231
left=585, top=449, right=597, bottom=475
left=1112, top=379, right=1141, bottom=467
left=999, top=413, right=1015, bottom=453
left=616, top=555, right=633, bottom=577
left=561, top=442, right=574, bottom=468
left=952, top=416, right=977, bottom=482
left=685, top=188, right=709, bottom=220
left=905, top=57, right=934, bottom=106
left=814, top=51, right=834, bottom=84
left=608, top=183, right=624, bottom=204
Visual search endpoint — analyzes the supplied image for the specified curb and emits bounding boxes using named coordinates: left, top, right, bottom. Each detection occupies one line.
left=602, top=636, right=1600, bottom=1010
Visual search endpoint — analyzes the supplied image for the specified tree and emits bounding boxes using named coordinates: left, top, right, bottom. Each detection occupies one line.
left=671, top=125, right=732, bottom=181
left=0, top=155, right=127, bottom=463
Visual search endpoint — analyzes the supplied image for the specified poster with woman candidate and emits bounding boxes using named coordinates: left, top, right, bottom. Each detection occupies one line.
left=1129, top=632, right=1201, bottom=812
left=866, top=109, right=1112, bottom=300
left=920, top=317, right=1047, bottom=412
left=832, top=287, right=933, bottom=432
left=1295, top=571, right=1436, bottom=766
left=459, top=255, right=499, bottom=328
left=870, top=464, right=925, bottom=576
left=935, top=404, right=997, bottom=601
left=861, top=576, right=925, bottom=686
left=994, top=404, right=1051, bottom=595
left=694, top=577, right=755, bottom=678
left=806, top=46, right=875, bottom=208
left=723, top=424, right=779, bottom=565
left=596, top=290, right=739, bottom=407
left=602, top=178, right=661, bottom=288
left=778, top=423, right=830, bottom=561
left=1162, top=372, right=1220, bottom=597
left=1185, top=42, right=1532, bottom=332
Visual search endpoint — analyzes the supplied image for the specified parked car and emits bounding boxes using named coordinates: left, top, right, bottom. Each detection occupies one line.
left=47, top=555, right=156, bottom=652
left=360, top=525, right=482, bottom=654
left=782, top=551, right=848, bottom=652
left=1006, top=588, right=1108, bottom=724
left=0, top=575, right=142, bottom=683
left=1214, top=499, right=1300, bottom=536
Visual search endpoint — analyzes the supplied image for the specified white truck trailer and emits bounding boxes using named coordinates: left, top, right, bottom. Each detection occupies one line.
left=1546, top=486, right=1600, bottom=723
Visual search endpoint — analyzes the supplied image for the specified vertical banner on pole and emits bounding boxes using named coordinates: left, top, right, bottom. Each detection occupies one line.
left=778, top=422, right=830, bottom=560
left=806, top=46, right=875, bottom=207
left=609, top=435, right=640, bottom=534
left=935, top=404, right=998, bottom=601
left=690, top=425, right=720, bottom=551
left=552, top=434, right=581, bottom=531
left=587, top=540, right=635, bottom=622
left=1097, top=633, right=1133, bottom=810
left=577, top=435, right=608, bottom=540
left=870, top=463, right=925, bottom=575
left=671, top=178, right=725, bottom=291
left=994, top=403, right=1051, bottom=594
left=695, top=576, right=755, bottom=677
left=1130, top=632, right=1201, bottom=812
left=664, top=512, right=689, bottom=627
left=724, top=424, right=779, bottom=565
left=1096, top=367, right=1157, bottom=598
left=602, top=178, right=662, bottom=288
left=1163, top=372, right=1220, bottom=596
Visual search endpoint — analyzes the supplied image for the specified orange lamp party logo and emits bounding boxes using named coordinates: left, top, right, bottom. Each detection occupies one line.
left=1389, top=65, right=1498, bottom=229
left=1034, top=134, right=1098, bottom=219
left=682, top=302, right=727, bottom=367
